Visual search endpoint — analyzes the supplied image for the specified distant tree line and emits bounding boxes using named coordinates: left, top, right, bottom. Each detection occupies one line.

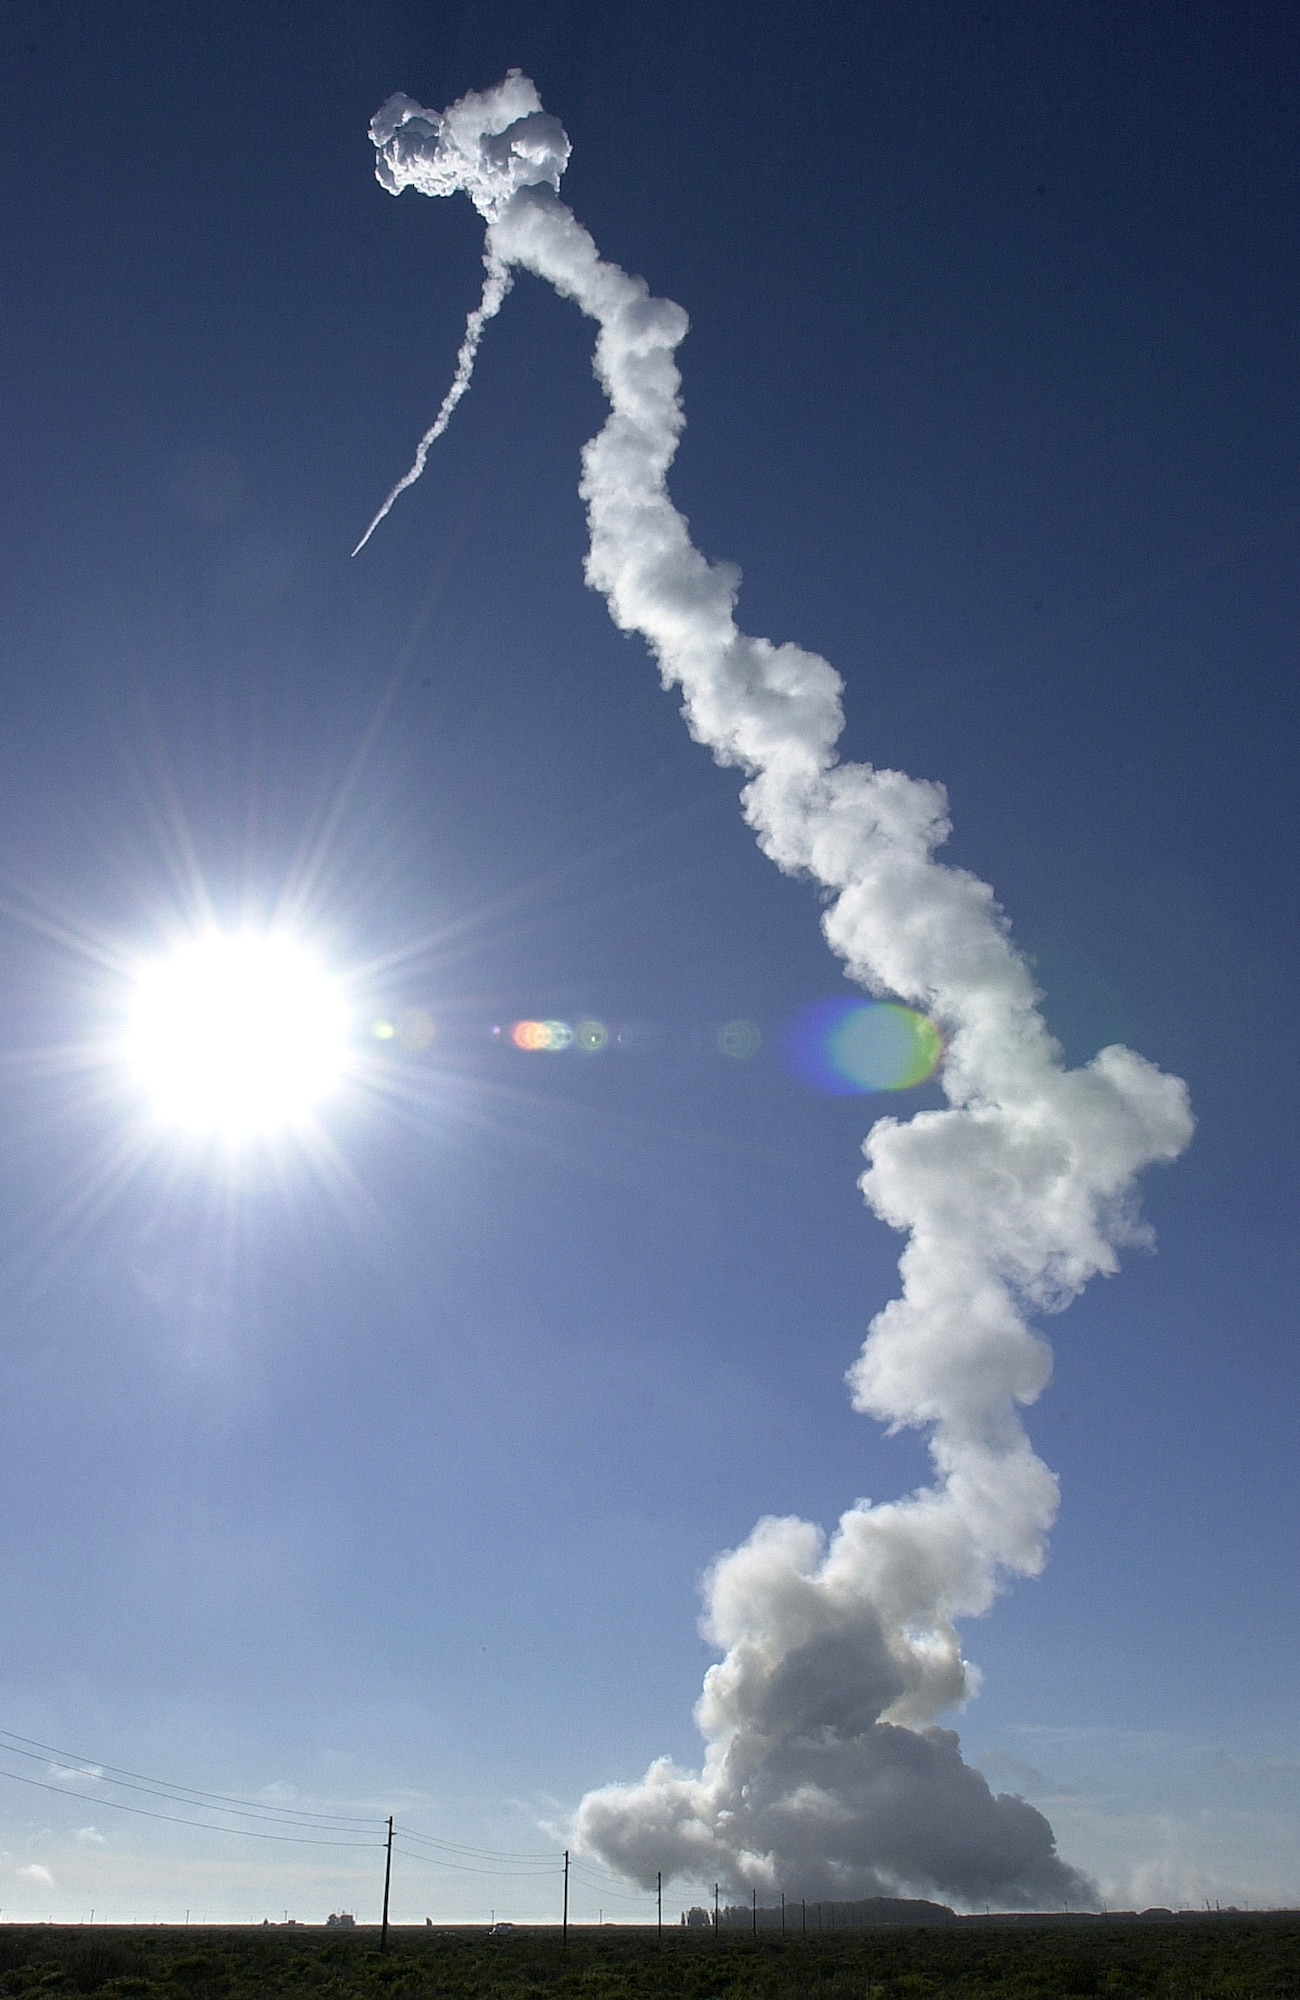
left=681, top=1896, right=955, bottom=1931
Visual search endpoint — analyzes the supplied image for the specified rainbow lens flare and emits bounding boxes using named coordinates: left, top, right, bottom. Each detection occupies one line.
left=786, top=999, right=943, bottom=1095
left=511, top=1019, right=575, bottom=1051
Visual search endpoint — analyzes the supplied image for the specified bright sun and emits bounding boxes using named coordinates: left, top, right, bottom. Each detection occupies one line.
left=127, top=933, right=349, bottom=1137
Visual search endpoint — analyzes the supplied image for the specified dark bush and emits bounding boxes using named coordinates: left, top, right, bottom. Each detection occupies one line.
left=62, top=1945, right=142, bottom=1993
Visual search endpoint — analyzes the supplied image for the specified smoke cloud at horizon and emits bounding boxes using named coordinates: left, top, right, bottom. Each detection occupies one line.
left=360, top=74, right=1193, bottom=1910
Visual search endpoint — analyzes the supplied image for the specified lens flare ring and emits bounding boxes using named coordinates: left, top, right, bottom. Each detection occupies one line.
left=718, top=1018, right=761, bottom=1060
left=786, top=999, right=943, bottom=1096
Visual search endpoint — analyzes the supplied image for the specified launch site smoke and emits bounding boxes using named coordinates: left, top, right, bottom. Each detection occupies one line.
left=358, top=73, right=1193, bottom=1909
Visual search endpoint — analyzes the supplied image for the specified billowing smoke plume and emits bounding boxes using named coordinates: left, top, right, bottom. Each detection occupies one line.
left=361, top=74, right=1193, bottom=1909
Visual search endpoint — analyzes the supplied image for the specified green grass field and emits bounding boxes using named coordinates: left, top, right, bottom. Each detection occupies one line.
left=0, top=1917, right=1296, bottom=2000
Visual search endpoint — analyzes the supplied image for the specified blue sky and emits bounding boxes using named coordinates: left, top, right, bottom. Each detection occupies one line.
left=0, top=0, right=1296, bottom=1922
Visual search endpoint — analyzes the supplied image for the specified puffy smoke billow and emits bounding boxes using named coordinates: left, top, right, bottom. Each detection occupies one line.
left=362, top=75, right=1193, bottom=1909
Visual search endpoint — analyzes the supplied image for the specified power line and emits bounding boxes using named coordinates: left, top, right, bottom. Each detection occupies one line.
left=568, top=1875, right=652, bottom=1900
left=0, top=1756, right=380, bottom=1831
left=0, top=1763, right=385, bottom=1846
left=567, top=1880, right=654, bottom=1906
left=0, top=1723, right=660, bottom=1901
left=392, top=1822, right=555, bottom=1863
left=567, top=1859, right=654, bottom=1895
left=390, top=1845, right=559, bottom=1877
left=0, top=1728, right=383, bottom=1827
left=567, top=1855, right=649, bottom=1878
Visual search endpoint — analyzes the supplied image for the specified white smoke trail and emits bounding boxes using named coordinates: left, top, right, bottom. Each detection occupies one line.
left=361, top=75, right=1194, bottom=1909
left=351, top=247, right=512, bottom=556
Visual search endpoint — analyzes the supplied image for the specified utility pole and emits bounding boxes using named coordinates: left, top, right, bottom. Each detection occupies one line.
left=380, top=1815, right=393, bottom=1954
left=781, top=1893, right=785, bottom=1936
left=751, top=1887, right=757, bottom=1935
left=562, top=1850, right=569, bottom=1945
left=713, top=1883, right=719, bottom=1935
left=656, top=1871, right=662, bottom=1941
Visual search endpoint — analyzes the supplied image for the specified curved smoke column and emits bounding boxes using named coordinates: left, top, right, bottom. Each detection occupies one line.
left=361, top=74, right=1193, bottom=1908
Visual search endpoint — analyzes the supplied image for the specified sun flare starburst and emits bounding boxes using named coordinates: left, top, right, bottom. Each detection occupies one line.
left=126, top=934, right=349, bottom=1138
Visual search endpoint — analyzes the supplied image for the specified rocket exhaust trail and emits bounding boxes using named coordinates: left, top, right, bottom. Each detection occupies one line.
left=352, top=249, right=512, bottom=555
left=358, top=73, right=1193, bottom=1908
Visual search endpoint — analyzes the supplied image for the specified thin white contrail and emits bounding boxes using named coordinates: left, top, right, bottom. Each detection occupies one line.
left=351, top=249, right=512, bottom=557
left=359, top=75, right=1193, bottom=1909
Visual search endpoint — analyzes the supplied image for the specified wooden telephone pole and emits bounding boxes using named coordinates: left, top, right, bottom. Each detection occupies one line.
left=380, top=1816, right=393, bottom=1954
left=562, top=1850, right=569, bottom=1944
